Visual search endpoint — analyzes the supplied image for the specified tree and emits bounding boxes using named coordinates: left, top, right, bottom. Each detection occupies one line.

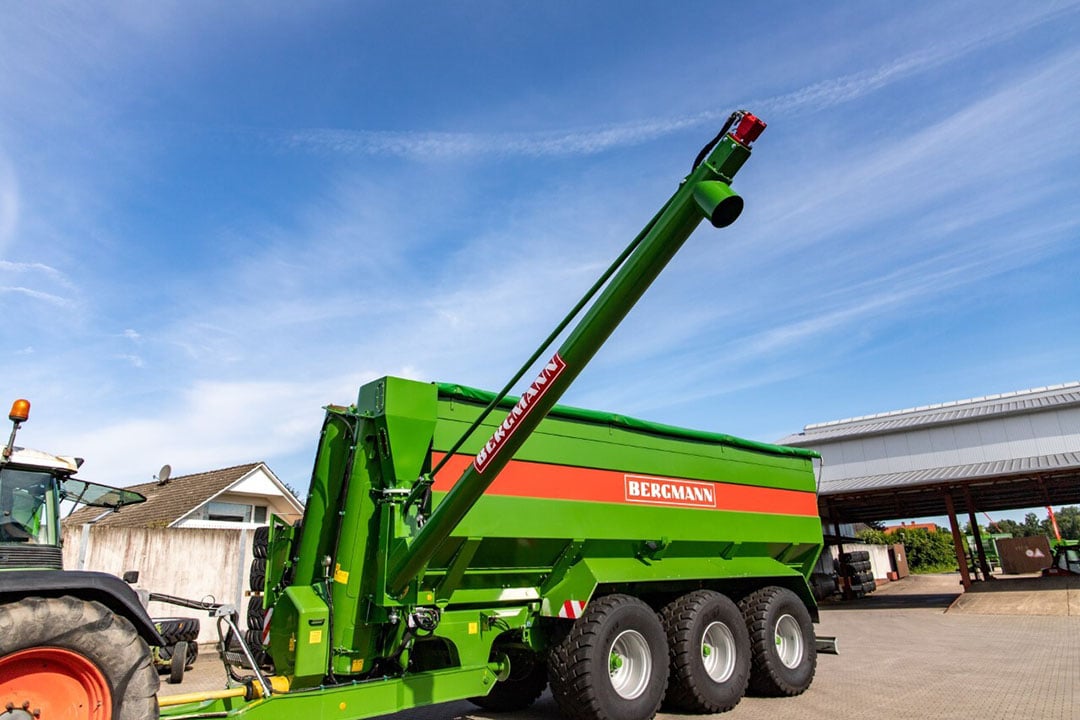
left=1021, top=513, right=1045, bottom=537
left=990, top=518, right=1023, bottom=537
left=1051, top=506, right=1080, bottom=540
left=856, top=527, right=956, bottom=573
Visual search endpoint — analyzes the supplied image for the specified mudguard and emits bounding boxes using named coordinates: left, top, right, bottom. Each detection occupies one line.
left=0, top=569, right=165, bottom=645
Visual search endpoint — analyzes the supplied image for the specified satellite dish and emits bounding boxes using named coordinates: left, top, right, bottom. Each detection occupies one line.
left=156, top=464, right=172, bottom=486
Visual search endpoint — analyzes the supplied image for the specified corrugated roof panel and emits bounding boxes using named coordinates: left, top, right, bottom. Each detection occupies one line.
left=819, top=451, right=1080, bottom=496
left=779, top=382, right=1080, bottom=445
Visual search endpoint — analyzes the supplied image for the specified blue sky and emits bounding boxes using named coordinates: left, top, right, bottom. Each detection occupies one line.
left=2, top=2, right=1079, bottom=524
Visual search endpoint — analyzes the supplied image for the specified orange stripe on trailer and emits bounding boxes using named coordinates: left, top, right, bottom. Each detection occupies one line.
left=431, top=453, right=817, bottom=516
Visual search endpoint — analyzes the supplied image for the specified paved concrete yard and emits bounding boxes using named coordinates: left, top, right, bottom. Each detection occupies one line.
left=952, top=573, right=1080, bottom=616
left=163, top=574, right=1080, bottom=719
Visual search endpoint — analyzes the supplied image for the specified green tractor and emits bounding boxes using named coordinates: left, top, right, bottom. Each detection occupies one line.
left=0, top=398, right=165, bottom=718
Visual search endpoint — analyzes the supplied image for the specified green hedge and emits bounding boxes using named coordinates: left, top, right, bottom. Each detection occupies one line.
left=857, top=527, right=957, bottom=573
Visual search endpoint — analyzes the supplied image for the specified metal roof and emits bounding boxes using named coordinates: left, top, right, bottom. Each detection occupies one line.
left=818, top=458, right=1080, bottom=523
left=820, top=451, right=1080, bottom=496
left=779, top=382, right=1080, bottom=445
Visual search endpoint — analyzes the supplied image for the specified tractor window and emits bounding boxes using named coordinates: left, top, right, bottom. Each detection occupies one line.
left=0, top=468, right=58, bottom=544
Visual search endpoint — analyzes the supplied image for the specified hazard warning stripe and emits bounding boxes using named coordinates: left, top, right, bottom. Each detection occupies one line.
left=431, top=453, right=818, bottom=517
left=260, top=607, right=274, bottom=645
left=559, top=600, right=586, bottom=619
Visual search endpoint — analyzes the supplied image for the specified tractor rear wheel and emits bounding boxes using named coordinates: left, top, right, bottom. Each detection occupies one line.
left=0, top=596, right=159, bottom=719
left=548, top=594, right=668, bottom=720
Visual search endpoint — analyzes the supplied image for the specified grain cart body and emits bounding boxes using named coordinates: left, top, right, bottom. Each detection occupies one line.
left=428, top=382, right=822, bottom=618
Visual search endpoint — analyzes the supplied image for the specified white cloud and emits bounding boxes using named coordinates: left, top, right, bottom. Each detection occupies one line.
left=0, top=286, right=73, bottom=308
left=115, top=354, right=144, bottom=369
left=48, top=373, right=380, bottom=486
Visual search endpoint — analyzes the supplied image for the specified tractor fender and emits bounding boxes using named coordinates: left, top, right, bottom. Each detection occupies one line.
left=0, top=569, right=165, bottom=646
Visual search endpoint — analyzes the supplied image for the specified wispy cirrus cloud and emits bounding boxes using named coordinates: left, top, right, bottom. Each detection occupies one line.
left=0, top=286, right=73, bottom=308
left=271, top=3, right=1079, bottom=161
left=278, top=116, right=707, bottom=160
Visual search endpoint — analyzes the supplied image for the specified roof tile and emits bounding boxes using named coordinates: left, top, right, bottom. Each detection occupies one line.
left=63, top=462, right=263, bottom=528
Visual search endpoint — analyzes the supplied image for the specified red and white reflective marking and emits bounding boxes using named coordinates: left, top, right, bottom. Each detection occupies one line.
left=559, top=600, right=586, bottom=619
left=261, top=607, right=274, bottom=645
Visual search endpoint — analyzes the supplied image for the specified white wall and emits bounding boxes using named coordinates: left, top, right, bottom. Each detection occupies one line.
left=817, top=406, right=1080, bottom=481
left=829, top=542, right=892, bottom=580
left=62, top=525, right=254, bottom=646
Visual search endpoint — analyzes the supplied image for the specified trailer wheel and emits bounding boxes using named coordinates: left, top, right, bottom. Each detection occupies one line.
left=739, top=587, right=816, bottom=697
left=0, top=596, right=159, bottom=719
left=548, top=594, right=668, bottom=720
left=169, top=642, right=187, bottom=684
left=469, top=649, right=548, bottom=711
left=156, top=639, right=199, bottom=668
left=660, top=590, right=750, bottom=713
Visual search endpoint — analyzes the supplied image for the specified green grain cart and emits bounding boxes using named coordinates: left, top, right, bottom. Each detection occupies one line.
left=2, top=111, right=830, bottom=720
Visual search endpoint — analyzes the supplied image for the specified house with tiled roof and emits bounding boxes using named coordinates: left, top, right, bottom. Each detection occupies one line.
left=65, top=461, right=303, bottom=529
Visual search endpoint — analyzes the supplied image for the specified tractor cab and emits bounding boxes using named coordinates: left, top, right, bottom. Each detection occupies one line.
left=0, top=455, right=63, bottom=544
left=1, top=399, right=145, bottom=569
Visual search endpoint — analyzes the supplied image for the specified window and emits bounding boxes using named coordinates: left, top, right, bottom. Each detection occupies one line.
left=0, top=468, right=58, bottom=544
left=253, top=505, right=267, bottom=523
left=205, top=501, right=252, bottom=523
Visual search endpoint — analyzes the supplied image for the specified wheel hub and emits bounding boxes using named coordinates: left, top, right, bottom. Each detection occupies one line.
left=1, top=701, right=39, bottom=720
left=0, top=647, right=111, bottom=720
left=608, top=630, right=651, bottom=700
left=701, top=621, right=736, bottom=683
left=774, top=614, right=804, bottom=669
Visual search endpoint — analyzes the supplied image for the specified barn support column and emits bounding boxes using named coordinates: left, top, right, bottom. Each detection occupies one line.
left=828, top=504, right=851, bottom=600
left=963, top=486, right=993, bottom=580
left=943, top=491, right=972, bottom=590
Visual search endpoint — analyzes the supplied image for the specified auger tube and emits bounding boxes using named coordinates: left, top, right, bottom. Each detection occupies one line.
left=387, top=113, right=765, bottom=597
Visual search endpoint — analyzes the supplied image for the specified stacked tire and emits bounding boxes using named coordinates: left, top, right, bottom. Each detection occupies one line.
left=245, top=525, right=272, bottom=669
left=152, top=616, right=200, bottom=684
left=838, top=551, right=877, bottom=597
left=809, top=573, right=838, bottom=600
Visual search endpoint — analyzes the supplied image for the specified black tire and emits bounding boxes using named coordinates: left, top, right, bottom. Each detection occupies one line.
left=169, top=641, right=187, bottom=684
left=244, top=628, right=271, bottom=667
left=158, top=639, right=199, bottom=668
left=188, top=639, right=200, bottom=665
left=548, top=594, right=668, bottom=720
left=247, top=595, right=266, bottom=631
left=469, top=649, right=548, bottom=711
left=253, top=525, right=270, bottom=559
left=0, top=596, right=159, bottom=719
left=249, top=557, right=267, bottom=592
left=660, top=590, right=750, bottom=713
left=839, top=551, right=869, bottom=563
left=244, top=627, right=263, bottom=650
left=155, top=617, right=200, bottom=645
left=739, top=587, right=817, bottom=697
